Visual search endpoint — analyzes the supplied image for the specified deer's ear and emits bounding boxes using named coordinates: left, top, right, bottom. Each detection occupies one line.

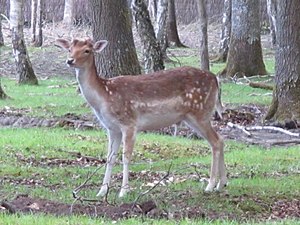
left=93, top=40, right=108, bottom=53
left=55, top=39, right=71, bottom=50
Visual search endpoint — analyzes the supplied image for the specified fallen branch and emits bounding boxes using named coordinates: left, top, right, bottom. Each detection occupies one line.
left=249, top=82, right=273, bottom=90
left=269, top=139, right=300, bottom=146
left=227, top=122, right=252, bottom=136
left=249, top=93, right=272, bottom=96
left=228, top=122, right=300, bottom=138
left=245, top=126, right=300, bottom=137
left=1, top=201, right=16, bottom=214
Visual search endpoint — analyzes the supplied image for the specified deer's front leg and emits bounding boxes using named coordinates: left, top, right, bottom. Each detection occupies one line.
left=97, top=130, right=122, bottom=197
left=119, top=128, right=136, bottom=198
left=216, top=142, right=227, bottom=191
left=206, top=134, right=224, bottom=192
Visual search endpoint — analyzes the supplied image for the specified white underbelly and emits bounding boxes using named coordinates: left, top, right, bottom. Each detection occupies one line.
left=137, top=112, right=183, bottom=131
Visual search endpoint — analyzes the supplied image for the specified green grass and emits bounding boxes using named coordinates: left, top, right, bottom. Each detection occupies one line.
left=0, top=214, right=299, bottom=225
left=0, top=128, right=299, bottom=223
left=1, top=47, right=299, bottom=224
left=0, top=77, right=88, bottom=117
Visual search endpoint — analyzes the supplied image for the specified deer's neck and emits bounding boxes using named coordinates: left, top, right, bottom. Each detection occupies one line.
left=75, top=63, right=107, bottom=111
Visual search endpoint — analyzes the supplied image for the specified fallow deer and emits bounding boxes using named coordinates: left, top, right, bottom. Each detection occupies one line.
left=55, top=38, right=227, bottom=197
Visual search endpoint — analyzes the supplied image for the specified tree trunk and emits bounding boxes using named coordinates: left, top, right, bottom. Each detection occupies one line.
left=0, top=18, right=3, bottom=47
left=89, top=0, right=141, bottom=78
left=131, top=0, right=164, bottom=73
left=0, top=0, right=4, bottom=46
left=63, top=0, right=74, bottom=25
left=167, top=0, right=185, bottom=47
left=265, top=0, right=300, bottom=124
left=147, top=0, right=157, bottom=23
left=197, top=0, right=209, bottom=71
left=220, top=0, right=267, bottom=78
left=0, top=79, right=8, bottom=99
left=214, top=0, right=231, bottom=62
left=31, top=0, right=37, bottom=43
left=10, top=0, right=38, bottom=85
left=155, top=0, right=168, bottom=58
left=33, top=0, right=43, bottom=47
left=266, top=0, right=276, bottom=47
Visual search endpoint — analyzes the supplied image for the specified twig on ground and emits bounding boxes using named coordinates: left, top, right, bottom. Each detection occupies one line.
left=57, top=149, right=105, bottom=164
left=249, top=93, right=272, bottom=96
left=191, top=164, right=210, bottom=185
left=227, top=122, right=252, bottom=136
left=131, top=163, right=173, bottom=212
left=70, top=165, right=105, bottom=214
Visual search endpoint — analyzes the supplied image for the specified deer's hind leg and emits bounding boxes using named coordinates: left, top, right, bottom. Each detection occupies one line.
left=183, top=114, right=227, bottom=192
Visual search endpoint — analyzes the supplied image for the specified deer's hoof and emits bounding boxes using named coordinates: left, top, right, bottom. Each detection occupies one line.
left=119, top=185, right=130, bottom=198
left=97, top=185, right=109, bottom=197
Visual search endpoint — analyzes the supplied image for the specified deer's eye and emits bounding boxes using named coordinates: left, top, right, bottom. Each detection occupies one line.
left=84, top=49, right=90, bottom=54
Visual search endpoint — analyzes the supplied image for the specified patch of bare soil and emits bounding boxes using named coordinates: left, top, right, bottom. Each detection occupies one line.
left=1, top=195, right=158, bottom=220
left=0, top=107, right=99, bottom=129
left=15, top=151, right=106, bottom=168
left=1, top=194, right=299, bottom=222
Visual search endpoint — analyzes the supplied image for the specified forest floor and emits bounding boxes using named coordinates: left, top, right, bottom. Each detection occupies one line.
left=0, top=21, right=299, bottom=222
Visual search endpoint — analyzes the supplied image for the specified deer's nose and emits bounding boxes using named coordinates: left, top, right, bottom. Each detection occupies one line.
left=66, top=58, right=74, bottom=65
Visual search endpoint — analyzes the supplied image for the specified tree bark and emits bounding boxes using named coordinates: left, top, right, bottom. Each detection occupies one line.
left=63, top=0, right=74, bottom=25
left=0, top=18, right=3, bottom=47
left=265, top=0, right=300, bottom=124
left=155, top=0, right=168, bottom=58
left=10, top=0, right=38, bottom=85
left=220, top=0, right=267, bottom=78
left=147, top=0, right=157, bottom=23
left=89, top=0, right=141, bottom=78
left=131, top=0, right=164, bottom=73
left=33, top=0, right=43, bottom=47
left=167, top=0, right=185, bottom=47
left=214, top=0, right=231, bottom=62
left=197, top=0, right=209, bottom=71
left=0, top=0, right=4, bottom=46
left=0, top=79, right=8, bottom=99
left=266, top=0, right=276, bottom=47
left=31, top=0, right=37, bottom=43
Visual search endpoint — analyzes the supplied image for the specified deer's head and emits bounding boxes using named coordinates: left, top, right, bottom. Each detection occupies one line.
left=55, top=38, right=108, bottom=69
